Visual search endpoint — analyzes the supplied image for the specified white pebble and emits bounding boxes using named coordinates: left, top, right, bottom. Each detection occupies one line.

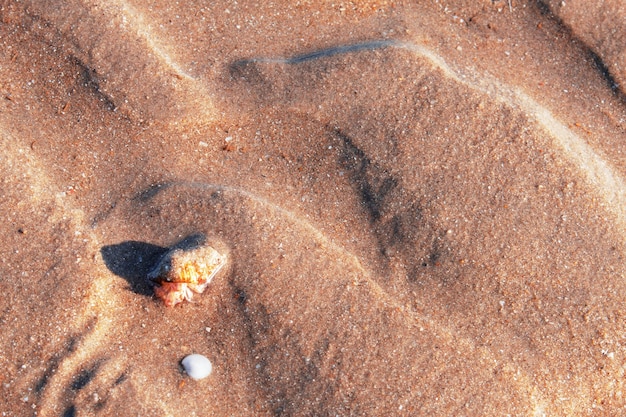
left=181, top=354, right=212, bottom=380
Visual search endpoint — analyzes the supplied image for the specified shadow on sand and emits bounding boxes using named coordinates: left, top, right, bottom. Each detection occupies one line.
left=100, top=233, right=207, bottom=296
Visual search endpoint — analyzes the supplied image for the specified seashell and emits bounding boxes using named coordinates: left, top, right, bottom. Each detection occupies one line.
left=148, top=242, right=227, bottom=307
left=181, top=354, right=213, bottom=380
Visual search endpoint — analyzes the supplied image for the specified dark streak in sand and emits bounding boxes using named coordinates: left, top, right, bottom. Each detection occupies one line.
left=230, top=39, right=399, bottom=69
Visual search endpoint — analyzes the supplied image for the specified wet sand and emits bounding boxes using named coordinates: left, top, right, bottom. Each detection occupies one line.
left=2, top=1, right=626, bottom=415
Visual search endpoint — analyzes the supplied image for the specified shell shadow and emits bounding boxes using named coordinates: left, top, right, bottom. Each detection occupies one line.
left=100, top=233, right=207, bottom=296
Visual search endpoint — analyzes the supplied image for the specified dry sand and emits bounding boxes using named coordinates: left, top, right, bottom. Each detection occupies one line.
left=2, top=0, right=626, bottom=415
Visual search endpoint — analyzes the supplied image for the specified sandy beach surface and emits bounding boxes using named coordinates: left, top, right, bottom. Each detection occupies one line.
left=3, top=0, right=626, bottom=415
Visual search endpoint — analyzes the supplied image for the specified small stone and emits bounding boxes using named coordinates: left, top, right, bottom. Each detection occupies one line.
left=181, top=354, right=212, bottom=380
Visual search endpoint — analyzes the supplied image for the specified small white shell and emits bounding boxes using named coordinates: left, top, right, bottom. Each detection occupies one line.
left=181, top=354, right=212, bottom=380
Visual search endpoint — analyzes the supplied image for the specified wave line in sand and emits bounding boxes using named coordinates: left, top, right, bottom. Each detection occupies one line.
left=106, top=0, right=195, bottom=81
left=242, top=39, right=626, bottom=241
left=403, top=40, right=626, bottom=234
left=400, top=40, right=626, bottom=233
left=145, top=181, right=543, bottom=409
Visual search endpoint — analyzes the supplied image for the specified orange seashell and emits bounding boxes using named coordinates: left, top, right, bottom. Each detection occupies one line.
left=148, top=244, right=227, bottom=307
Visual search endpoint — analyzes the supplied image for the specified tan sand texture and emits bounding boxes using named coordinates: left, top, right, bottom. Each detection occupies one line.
left=2, top=0, right=626, bottom=415
left=543, top=0, right=626, bottom=97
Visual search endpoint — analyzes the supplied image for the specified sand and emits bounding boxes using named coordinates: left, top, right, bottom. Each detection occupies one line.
left=2, top=0, right=626, bottom=415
